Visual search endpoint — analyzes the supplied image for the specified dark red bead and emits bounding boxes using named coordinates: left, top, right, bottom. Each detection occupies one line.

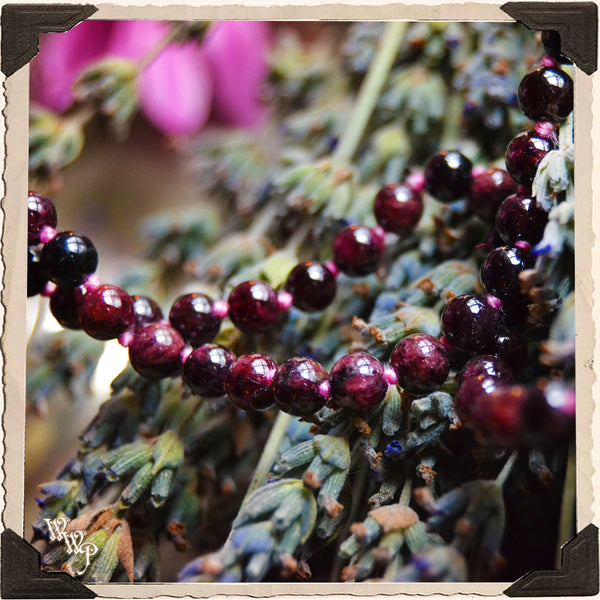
left=480, top=246, right=534, bottom=306
left=226, top=353, right=277, bottom=411
left=78, top=284, right=134, bottom=340
left=541, top=31, right=571, bottom=64
left=129, top=323, right=185, bottom=379
left=332, top=225, right=384, bottom=276
left=183, top=344, right=236, bottom=397
left=496, top=193, right=549, bottom=246
left=390, top=334, right=449, bottom=395
left=454, top=375, right=499, bottom=425
left=169, top=293, right=221, bottom=346
left=40, top=232, right=98, bottom=288
left=424, top=151, right=473, bottom=203
left=272, top=357, right=328, bottom=416
left=439, top=335, right=473, bottom=370
left=49, top=286, right=86, bottom=330
left=329, top=352, right=388, bottom=413
left=28, top=192, right=57, bottom=246
left=228, top=281, right=282, bottom=333
left=490, top=330, right=528, bottom=371
left=468, top=168, right=518, bottom=222
left=131, top=295, right=163, bottom=330
left=441, top=294, right=504, bottom=353
left=505, top=131, right=556, bottom=186
left=285, top=261, right=337, bottom=312
left=373, top=184, right=423, bottom=234
left=459, top=355, right=514, bottom=387
left=28, top=248, right=47, bottom=297
left=518, top=67, right=573, bottom=123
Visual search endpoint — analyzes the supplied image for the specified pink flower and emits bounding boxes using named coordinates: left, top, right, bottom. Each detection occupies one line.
left=30, top=20, right=272, bottom=137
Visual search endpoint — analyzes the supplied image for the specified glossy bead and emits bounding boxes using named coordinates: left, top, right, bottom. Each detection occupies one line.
left=285, top=262, right=337, bottom=312
left=480, top=246, right=533, bottom=305
left=332, top=225, right=384, bottom=276
left=390, top=334, right=449, bottom=395
left=28, top=248, right=47, bottom=297
left=459, top=355, right=514, bottom=387
left=228, top=281, right=282, bottom=333
left=131, top=295, right=163, bottom=330
left=496, top=193, right=549, bottom=246
left=329, top=352, right=388, bottom=413
left=49, top=286, right=85, bottom=330
left=424, top=151, right=473, bottom=203
left=541, top=31, right=571, bottom=64
left=272, top=357, right=328, bottom=416
left=490, top=330, right=528, bottom=371
left=183, top=344, right=236, bottom=397
left=28, top=192, right=57, bottom=246
left=169, top=293, right=221, bottom=346
left=518, top=67, right=573, bottom=123
left=226, top=353, right=277, bottom=411
left=373, top=184, right=423, bottom=234
left=441, top=294, right=504, bottom=353
left=128, top=323, right=185, bottom=379
left=40, top=232, right=98, bottom=288
left=439, top=335, right=473, bottom=370
left=505, top=131, right=556, bottom=186
left=78, top=284, right=134, bottom=340
left=468, top=168, right=518, bottom=222
left=454, top=375, right=499, bottom=425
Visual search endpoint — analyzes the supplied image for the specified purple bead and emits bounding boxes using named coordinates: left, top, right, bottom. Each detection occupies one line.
left=78, top=284, right=134, bottom=340
left=131, top=295, right=163, bottom=330
left=28, top=247, right=47, bottom=297
left=228, top=281, right=282, bottom=333
left=285, top=261, right=337, bottom=312
left=468, top=168, right=518, bottom=222
left=541, top=31, right=571, bottom=64
left=169, top=293, right=221, bottom=346
left=441, top=294, right=504, bottom=353
left=424, top=151, right=473, bottom=203
left=480, top=246, right=534, bottom=306
left=496, top=193, right=549, bottom=246
left=40, top=232, right=99, bottom=289
left=329, top=352, right=388, bottom=413
left=128, top=323, right=185, bottom=379
left=49, top=286, right=86, bottom=330
left=454, top=376, right=500, bottom=426
left=226, top=353, right=277, bottom=411
left=505, top=131, right=556, bottom=186
left=390, top=334, right=449, bottom=395
left=518, top=67, right=573, bottom=123
left=490, top=330, right=528, bottom=371
left=459, top=355, right=514, bottom=387
left=373, top=184, right=423, bottom=234
left=332, top=225, right=384, bottom=277
left=28, top=192, right=57, bottom=246
left=183, top=344, right=236, bottom=397
left=272, top=357, right=328, bottom=416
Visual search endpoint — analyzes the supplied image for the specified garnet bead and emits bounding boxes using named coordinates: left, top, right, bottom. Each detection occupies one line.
left=424, top=151, right=473, bottom=203
left=390, top=334, right=449, bottom=395
left=285, top=262, right=337, bottom=312
left=468, top=168, right=518, bottom=222
left=490, top=330, right=528, bottom=371
left=49, top=286, right=85, bottom=330
left=541, top=31, right=571, bottom=64
left=78, top=284, right=134, bottom=340
left=496, top=193, right=549, bottom=246
left=459, top=355, right=514, bottom=387
left=28, top=192, right=57, bottom=246
left=505, top=131, right=556, bottom=186
left=373, top=184, right=423, bottom=234
left=332, top=225, right=384, bottom=276
left=183, top=344, right=236, bottom=397
left=480, top=246, right=533, bottom=306
left=454, top=375, right=499, bottom=425
left=28, top=248, right=47, bottom=297
left=441, top=294, right=504, bottom=353
left=131, top=295, right=163, bottom=330
left=518, top=67, right=573, bottom=123
left=128, top=323, right=185, bottom=379
left=329, top=352, right=388, bottom=413
left=169, top=293, right=221, bottom=346
left=226, top=353, right=277, bottom=411
left=40, top=232, right=98, bottom=288
left=272, top=357, right=328, bottom=416
left=228, top=281, right=282, bottom=333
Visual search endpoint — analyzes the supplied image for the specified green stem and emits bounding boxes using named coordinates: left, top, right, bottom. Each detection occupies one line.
left=333, top=21, right=407, bottom=163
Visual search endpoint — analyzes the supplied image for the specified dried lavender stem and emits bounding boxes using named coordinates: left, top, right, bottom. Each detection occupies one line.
left=399, top=474, right=413, bottom=505
left=333, top=21, right=407, bottom=163
left=495, top=450, right=518, bottom=486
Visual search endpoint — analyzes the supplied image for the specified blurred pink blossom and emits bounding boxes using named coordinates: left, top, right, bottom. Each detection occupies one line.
left=30, top=20, right=272, bottom=136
